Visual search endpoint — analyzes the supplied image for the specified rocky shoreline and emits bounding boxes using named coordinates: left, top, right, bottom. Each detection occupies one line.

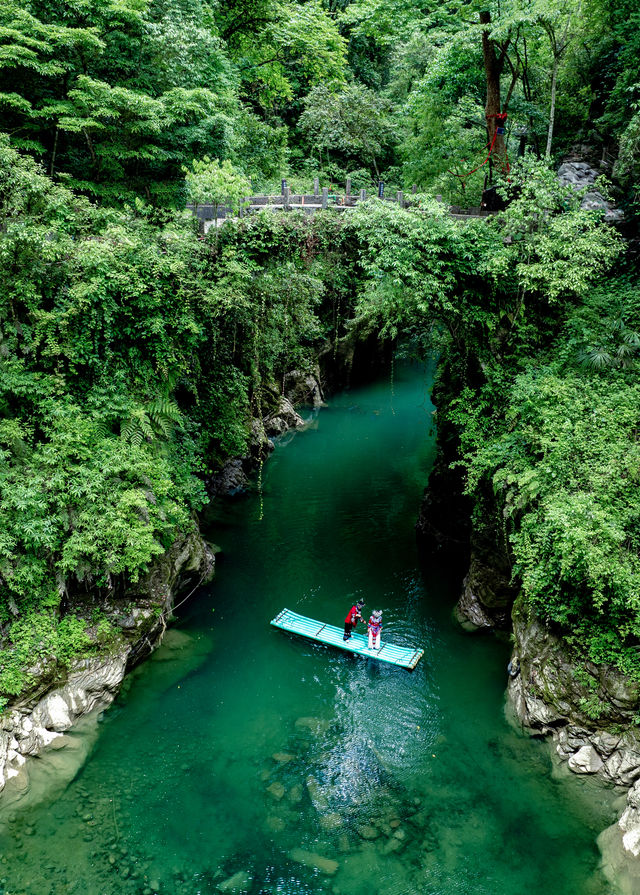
left=0, top=527, right=215, bottom=799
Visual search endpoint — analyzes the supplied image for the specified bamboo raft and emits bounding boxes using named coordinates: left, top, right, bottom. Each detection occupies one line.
left=270, top=608, right=424, bottom=670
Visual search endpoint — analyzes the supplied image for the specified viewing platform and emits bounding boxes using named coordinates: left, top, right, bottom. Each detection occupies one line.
left=186, top=178, right=499, bottom=233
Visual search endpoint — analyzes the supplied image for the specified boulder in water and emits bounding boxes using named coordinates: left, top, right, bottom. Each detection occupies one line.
left=295, top=717, right=329, bottom=735
left=306, top=776, right=329, bottom=812
left=289, top=848, right=338, bottom=875
left=319, top=812, right=343, bottom=831
left=217, top=870, right=251, bottom=892
left=265, top=815, right=286, bottom=833
left=266, top=781, right=285, bottom=801
left=272, top=752, right=295, bottom=764
left=357, top=825, right=379, bottom=840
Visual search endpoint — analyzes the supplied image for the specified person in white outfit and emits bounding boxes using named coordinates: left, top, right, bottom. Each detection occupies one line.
left=367, top=610, right=382, bottom=650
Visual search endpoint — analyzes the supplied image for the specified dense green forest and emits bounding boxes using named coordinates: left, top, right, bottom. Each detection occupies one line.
left=1, top=0, right=640, bottom=708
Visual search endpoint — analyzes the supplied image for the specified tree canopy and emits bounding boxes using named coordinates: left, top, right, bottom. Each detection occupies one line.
left=0, top=0, right=638, bottom=204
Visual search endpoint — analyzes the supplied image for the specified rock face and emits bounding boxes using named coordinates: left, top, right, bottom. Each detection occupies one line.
left=455, top=552, right=518, bottom=631
left=557, top=160, right=624, bottom=222
left=208, top=458, right=250, bottom=497
left=284, top=368, right=324, bottom=408
left=507, top=597, right=640, bottom=844
left=505, top=597, right=640, bottom=887
left=508, top=600, right=640, bottom=745
left=0, top=527, right=215, bottom=797
left=0, top=362, right=318, bottom=799
left=208, top=373, right=321, bottom=497
left=263, top=395, right=305, bottom=437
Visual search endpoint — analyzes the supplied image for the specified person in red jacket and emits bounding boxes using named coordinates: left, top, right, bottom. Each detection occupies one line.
left=367, top=610, right=382, bottom=650
left=343, top=600, right=364, bottom=640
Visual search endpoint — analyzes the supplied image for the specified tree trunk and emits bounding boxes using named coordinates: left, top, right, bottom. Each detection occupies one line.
left=480, top=10, right=507, bottom=180
left=544, top=3, right=579, bottom=159
left=545, top=56, right=559, bottom=159
left=50, top=125, right=59, bottom=177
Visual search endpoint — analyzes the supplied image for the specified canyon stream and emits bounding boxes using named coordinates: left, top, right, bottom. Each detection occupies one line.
left=0, top=362, right=620, bottom=895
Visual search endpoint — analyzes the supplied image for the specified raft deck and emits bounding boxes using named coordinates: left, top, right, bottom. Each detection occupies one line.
left=270, top=608, right=424, bottom=670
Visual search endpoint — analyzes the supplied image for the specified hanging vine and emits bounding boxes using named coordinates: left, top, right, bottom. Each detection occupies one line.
left=252, top=290, right=268, bottom=521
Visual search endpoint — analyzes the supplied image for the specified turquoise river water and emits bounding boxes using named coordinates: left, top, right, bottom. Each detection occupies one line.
left=0, top=363, right=621, bottom=895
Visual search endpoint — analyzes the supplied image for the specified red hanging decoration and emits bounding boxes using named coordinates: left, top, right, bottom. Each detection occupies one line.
left=450, top=112, right=510, bottom=189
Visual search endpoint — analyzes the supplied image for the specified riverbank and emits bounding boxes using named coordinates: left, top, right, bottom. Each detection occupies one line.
left=0, top=364, right=327, bottom=798
left=0, top=528, right=215, bottom=797
left=417, top=333, right=640, bottom=892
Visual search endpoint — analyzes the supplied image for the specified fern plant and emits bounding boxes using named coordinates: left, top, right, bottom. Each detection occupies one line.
left=119, top=397, right=182, bottom=448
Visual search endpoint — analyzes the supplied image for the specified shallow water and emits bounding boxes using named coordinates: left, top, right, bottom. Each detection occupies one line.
left=0, top=363, right=620, bottom=895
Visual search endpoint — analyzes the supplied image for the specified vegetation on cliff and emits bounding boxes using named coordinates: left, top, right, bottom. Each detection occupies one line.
left=1, top=0, right=640, bottom=700
left=0, top=140, right=352, bottom=698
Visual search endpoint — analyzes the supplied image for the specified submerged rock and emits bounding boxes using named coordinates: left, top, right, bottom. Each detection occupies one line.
left=289, top=848, right=338, bottom=875
left=295, top=717, right=329, bottom=735
left=265, top=815, right=286, bottom=833
left=272, top=752, right=296, bottom=764
left=357, top=825, right=379, bottom=841
left=217, top=870, right=251, bottom=893
left=306, top=776, right=329, bottom=813
left=382, top=837, right=403, bottom=855
left=319, top=812, right=343, bottom=831
left=266, top=782, right=285, bottom=801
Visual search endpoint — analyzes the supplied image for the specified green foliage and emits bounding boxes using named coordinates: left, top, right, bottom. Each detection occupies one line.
left=448, top=272, right=640, bottom=678
left=184, top=157, right=251, bottom=211
left=1, top=0, right=639, bottom=709
left=348, top=197, right=497, bottom=343
left=0, top=139, right=368, bottom=697
left=491, top=159, right=623, bottom=301
left=0, top=611, right=94, bottom=696
left=299, top=83, right=396, bottom=177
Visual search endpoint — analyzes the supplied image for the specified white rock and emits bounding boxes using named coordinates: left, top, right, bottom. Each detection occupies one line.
left=568, top=745, right=603, bottom=774
left=603, top=750, right=640, bottom=786
left=628, top=780, right=640, bottom=810
left=622, top=827, right=640, bottom=858
left=619, top=805, right=640, bottom=833
left=33, top=694, right=72, bottom=732
left=33, top=726, right=61, bottom=747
